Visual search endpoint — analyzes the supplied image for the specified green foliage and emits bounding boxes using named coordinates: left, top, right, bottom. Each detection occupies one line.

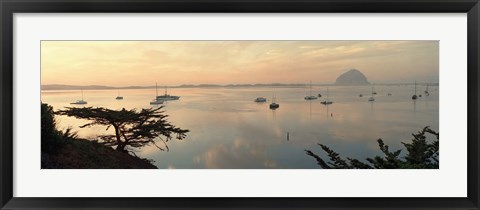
left=41, top=103, right=56, bottom=142
left=402, top=127, right=439, bottom=168
left=47, top=138, right=157, bottom=169
left=55, top=106, right=189, bottom=152
left=305, top=127, right=439, bottom=169
left=41, top=103, right=77, bottom=154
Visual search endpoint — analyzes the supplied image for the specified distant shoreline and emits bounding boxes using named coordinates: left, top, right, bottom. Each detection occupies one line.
left=42, top=83, right=439, bottom=91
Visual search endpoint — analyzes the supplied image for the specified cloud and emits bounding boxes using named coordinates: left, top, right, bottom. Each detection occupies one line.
left=41, top=41, right=439, bottom=86
left=194, top=139, right=279, bottom=169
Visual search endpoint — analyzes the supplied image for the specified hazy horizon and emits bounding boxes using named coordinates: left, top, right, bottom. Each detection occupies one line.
left=41, top=41, right=439, bottom=87
left=41, top=81, right=439, bottom=87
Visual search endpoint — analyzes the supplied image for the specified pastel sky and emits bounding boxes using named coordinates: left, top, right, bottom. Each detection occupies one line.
left=41, top=41, right=439, bottom=86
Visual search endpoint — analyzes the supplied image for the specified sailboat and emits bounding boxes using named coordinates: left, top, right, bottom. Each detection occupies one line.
left=156, top=86, right=180, bottom=101
left=304, top=81, right=318, bottom=100
left=70, top=89, right=87, bottom=105
left=254, top=97, right=267, bottom=102
left=150, top=83, right=164, bottom=105
left=269, top=93, right=279, bottom=109
left=412, top=81, right=418, bottom=100
left=424, top=83, right=430, bottom=96
left=320, top=87, right=333, bottom=105
left=115, top=89, right=123, bottom=100
left=368, top=86, right=375, bottom=102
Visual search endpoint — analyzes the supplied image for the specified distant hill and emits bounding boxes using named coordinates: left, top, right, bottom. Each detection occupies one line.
left=42, top=80, right=437, bottom=91
left=42, top=84, right=115, bottom=90
left=42, top=84, right=156, bottom=90
left=42, top=83, right=311, bottom=90
left=335, top=69, right=370, bottom=85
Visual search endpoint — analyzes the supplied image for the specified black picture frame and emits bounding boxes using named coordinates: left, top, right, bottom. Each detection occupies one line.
left=1, top=0, right=479, bottom=209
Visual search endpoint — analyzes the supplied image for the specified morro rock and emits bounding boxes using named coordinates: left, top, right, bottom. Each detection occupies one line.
left=335, top=69, right=370, bottom=85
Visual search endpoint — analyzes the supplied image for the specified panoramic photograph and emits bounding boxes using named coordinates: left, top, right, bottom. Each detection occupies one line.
left=40, top=41, right=439, bottom=169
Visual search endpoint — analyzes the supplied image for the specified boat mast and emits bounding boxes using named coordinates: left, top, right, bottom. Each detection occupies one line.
left=310, top=81, right=312, bottom=96
left=81, top=89, right=84, bottom=101
left=156, top=82, right=158, bottom=97
left=415, top=81, right=417, bottom=95
left=327, top=87, right=329, bottom=100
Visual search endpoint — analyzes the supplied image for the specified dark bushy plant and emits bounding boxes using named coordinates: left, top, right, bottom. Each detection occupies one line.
left=305, top=127, right=439, bottom=169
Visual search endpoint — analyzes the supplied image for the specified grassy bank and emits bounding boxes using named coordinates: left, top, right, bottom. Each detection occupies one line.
left=41, top=138, right=157, bottom=169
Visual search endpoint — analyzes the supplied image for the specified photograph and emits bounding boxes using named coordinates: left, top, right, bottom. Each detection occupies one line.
left=40, top=40, right=439, bottom=169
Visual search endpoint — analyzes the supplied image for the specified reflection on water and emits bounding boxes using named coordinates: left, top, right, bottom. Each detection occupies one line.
left=41, top=85, right=439, bottom=169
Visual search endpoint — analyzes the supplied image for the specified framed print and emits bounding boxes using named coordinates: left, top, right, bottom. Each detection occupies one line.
left=1, top=0, right=479, bottom=209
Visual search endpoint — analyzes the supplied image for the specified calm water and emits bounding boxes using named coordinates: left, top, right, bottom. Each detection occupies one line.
left=41, top=85, right=439, bottom=169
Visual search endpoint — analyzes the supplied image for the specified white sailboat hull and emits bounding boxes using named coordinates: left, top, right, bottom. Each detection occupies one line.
left=71, top=100, right=87, bottom=105
left=150, top=99, right=164, bottom=105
